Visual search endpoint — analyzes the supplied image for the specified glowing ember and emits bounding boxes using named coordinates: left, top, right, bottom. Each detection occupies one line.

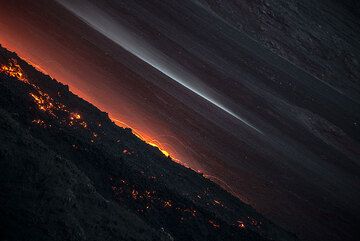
left=70, top=112, right=81, bottom=120
left=112, top=118, right=179, bottom=162
left=0, top=59, right=28, bottom=83
left=29, top=92, right=55, bottom=115
left=2, top=59, right=89, bottom=132
left=149, top=142, right=170, bottom=157
left=237, top=220, right=246, bottom=229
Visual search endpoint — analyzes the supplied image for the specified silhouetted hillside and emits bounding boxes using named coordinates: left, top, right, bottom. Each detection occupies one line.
left=0, top=45, right=297, bottom=241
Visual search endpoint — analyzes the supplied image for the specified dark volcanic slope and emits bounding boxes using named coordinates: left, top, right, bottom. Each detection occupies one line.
left=0, top=46, right=297, bottom=241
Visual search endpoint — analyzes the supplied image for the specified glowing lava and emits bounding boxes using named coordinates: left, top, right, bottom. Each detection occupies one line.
left=1, top=59, right=87, bottom=129
left=111, top=118, right=185, bottom=166
left=0, top=58, right=28, bottom=83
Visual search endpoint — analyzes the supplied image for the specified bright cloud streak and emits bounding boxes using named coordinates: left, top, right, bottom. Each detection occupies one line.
left=56, top=0, right=262, bottom=134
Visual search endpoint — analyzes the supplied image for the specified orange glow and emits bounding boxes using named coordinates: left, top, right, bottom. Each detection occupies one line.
left=21, top=56, right=50, bottom=76
left=29, top=92, right=55, bottom=115
left=1, top=59, right=88, bottom=130
left=111, top=175, right=250, bottom=229
left=70, top=112, right=81, bottom=120
left=112, top=118, right=186, bottom=165
left=149, top=142, right=170, bottom=156
left=0, top=60, right=56, bottom=115
left=237, top=220, right=246, bottom=229
left=0, top=58, right=29, bottom=84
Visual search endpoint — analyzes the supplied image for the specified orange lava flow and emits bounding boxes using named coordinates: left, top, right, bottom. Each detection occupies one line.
left=0, top=59, right=29, bottom=83
left=1, top=59, right=87, bottom=129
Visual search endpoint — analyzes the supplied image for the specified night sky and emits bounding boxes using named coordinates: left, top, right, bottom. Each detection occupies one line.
left=1, top=1, right=359, bottom=241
